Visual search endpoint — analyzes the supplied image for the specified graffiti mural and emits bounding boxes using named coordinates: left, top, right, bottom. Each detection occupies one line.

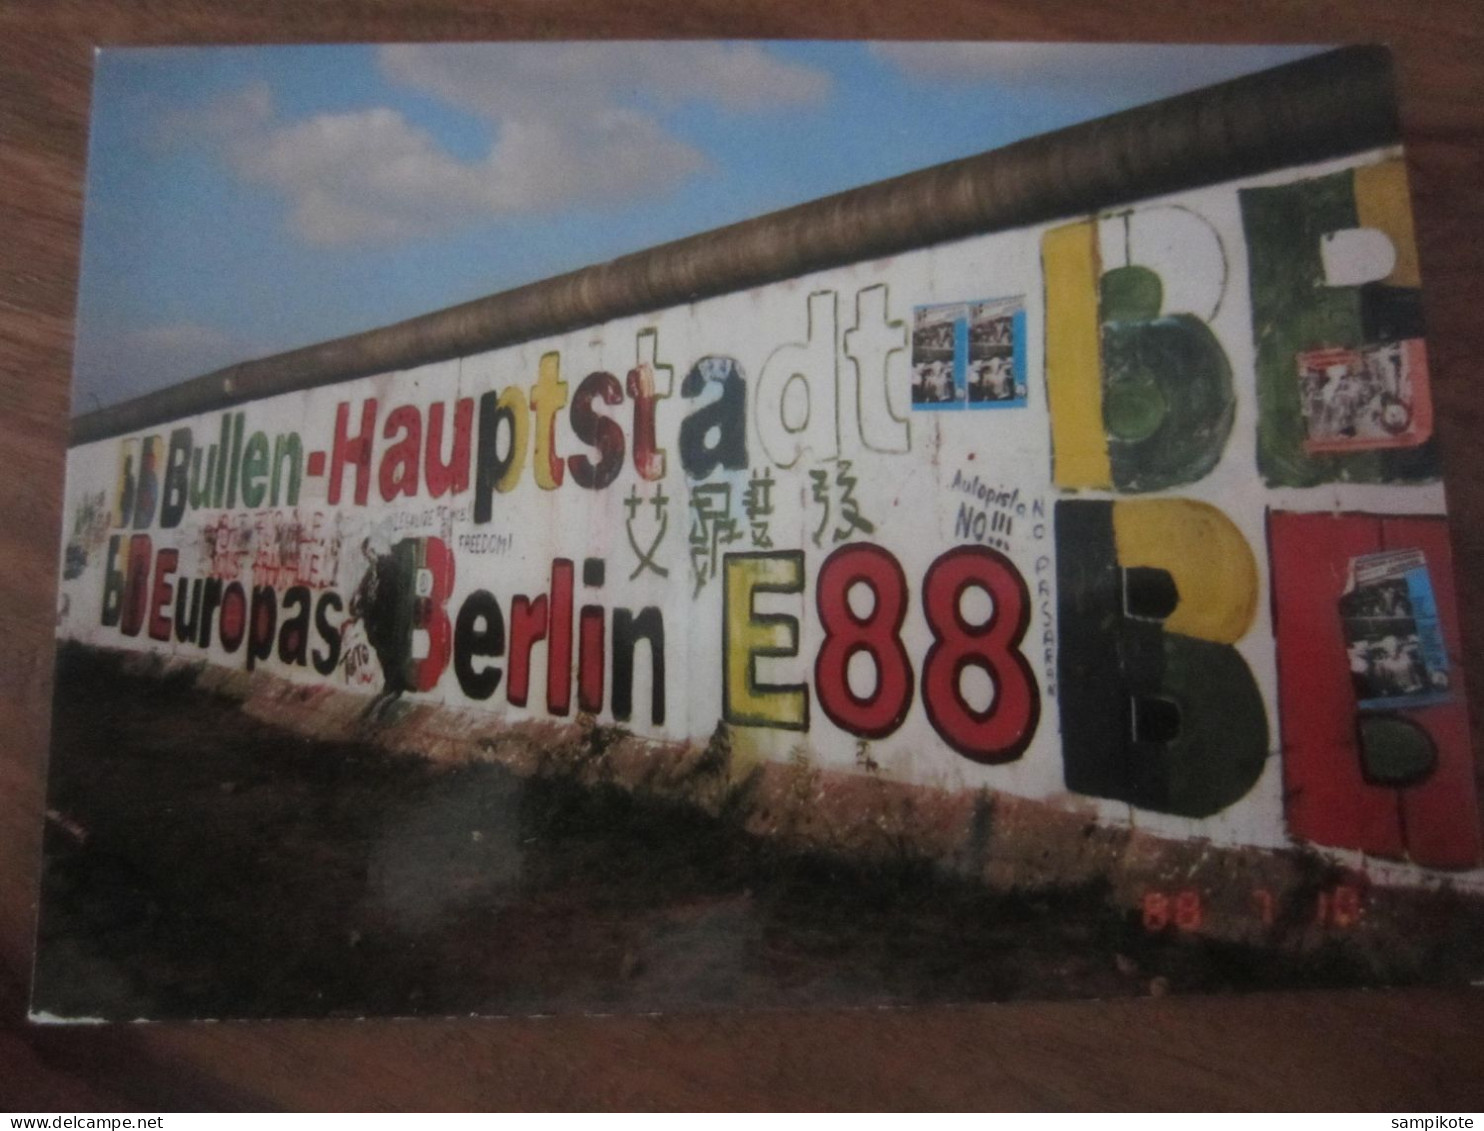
left=1268, top=511, right=1477, bottom=868
left=1242, top=161, right=1440, bottom=486
left=37, top=45, right=1484, bottom=1021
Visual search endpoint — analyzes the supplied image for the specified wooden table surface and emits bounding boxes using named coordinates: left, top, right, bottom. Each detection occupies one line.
left=3, top=0, right=1483, bottom=1112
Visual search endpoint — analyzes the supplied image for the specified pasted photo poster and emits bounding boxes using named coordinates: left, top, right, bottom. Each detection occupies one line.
left=38, top=42, right=1484, bottom=1021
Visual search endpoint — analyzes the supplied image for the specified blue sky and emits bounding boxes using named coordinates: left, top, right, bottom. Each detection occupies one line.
left=72, top=41, right=1321, bottom=413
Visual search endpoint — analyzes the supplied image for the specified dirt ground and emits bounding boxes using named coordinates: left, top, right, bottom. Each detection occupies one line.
left=31, top=646, right=1430, bottom=1022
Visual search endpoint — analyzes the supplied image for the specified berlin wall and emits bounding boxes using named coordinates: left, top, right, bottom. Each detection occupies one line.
left=54, top=46, right=1483, bottom=946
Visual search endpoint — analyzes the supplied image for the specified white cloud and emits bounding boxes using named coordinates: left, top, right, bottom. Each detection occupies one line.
left=241, top=105, right=535, bottom=244
left=379, top=42, right=831, bottom=114
left=871, top=42, right=1320, bottom=98
left=181, top=44, right=831, bottom=247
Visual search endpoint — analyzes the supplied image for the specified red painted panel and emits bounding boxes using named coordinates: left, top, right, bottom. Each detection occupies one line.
left=1270, top=511, right=1481, bottom=868
left=1381, top=517, right=1480, bottom=868
left=1270, top=512, right=1402, bottom=857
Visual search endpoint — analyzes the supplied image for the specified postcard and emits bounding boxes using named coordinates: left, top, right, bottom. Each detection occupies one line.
left=36, top=42, right=1484, bottom=1023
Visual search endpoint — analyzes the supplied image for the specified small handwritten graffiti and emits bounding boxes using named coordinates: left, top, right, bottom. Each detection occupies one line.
left=252, top=511, right=343, bottom=591
left=951, top=470, right=1042, bottom=555
left=1034, top=553, right=1056, bottom=699
left=340, top=633, right=379, bottom=689
left=200, top=514, right=251, bottom=582
left=456, top=531, right=514, bottom=555
left=689, top=482, right=741, bottom=595
left=808, top=459, right=875, bottom=548
left=743, top=467, right=775, bottom=549
left=808, top=470, right=829, bottom=546
left=63, top=491, right=110, bottom=579
left=624, top=483, right=670, bottom=580
left=197, top=509, right=342, bottom=590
